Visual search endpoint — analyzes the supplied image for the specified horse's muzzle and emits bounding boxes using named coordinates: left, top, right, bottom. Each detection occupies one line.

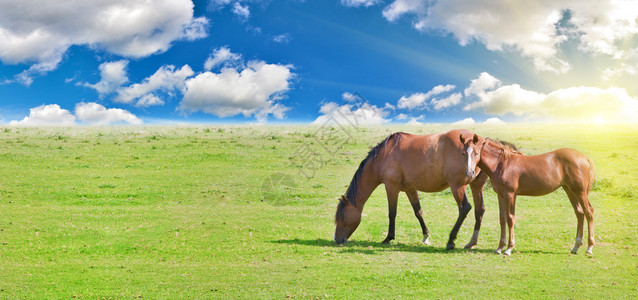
left=466, top=170, right=475, bottom=178
left=334, top=236, right=348, bottom=244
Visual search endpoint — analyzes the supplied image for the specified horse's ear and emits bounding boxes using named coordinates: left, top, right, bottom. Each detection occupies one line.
left=459, top=134, right=466, bottom=144
left=473, top=134, right=479, bottom=144
left=340, top=195, right=349, bottom=206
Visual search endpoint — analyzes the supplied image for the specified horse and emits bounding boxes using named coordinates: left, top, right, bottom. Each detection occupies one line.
left=334, top=130, right=489, bottom=250
left=463, top=137, right=595, bottom=255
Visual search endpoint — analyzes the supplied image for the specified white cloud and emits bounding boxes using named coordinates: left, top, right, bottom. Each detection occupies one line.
left=13, top=54, right=65, bottom=86
left=9, top=103, right=142, bottom=126
left=396, top=113, right=409, bottom=120
left=381, top=0, right=638, bottom=73
left=464, top=72, right=501, bottom=97
left=91, top=47, right=294, bottom=123
left=254, top=103, right=289, bottom=122
left=397, top=93, right=428, bottom=110
left=181, top=16, right=209, bottom=41
left=209, top=0, right=261, bottom=19
left=568, top=1, right=638, bottom=57
left=464, top=83, right=546, bottom=115
left=0, top=0, right=208, bottom=84
left=312, top=102, right=391, bottom=125
left=431, top=93, right=462, bottom=110
left=429, top=84, right=457, bottom=96
left=82, top=60, right=129, bottom=96
left=382, top=0, right=427, bottom=22
left=204, top=47, right=242, bottom=71
left=136, top=94, right=164, bottom=108
left=209, top=0, right=233, bottom=10
left=246, top=25, right=262, bottom=35
left=451, top=117, right=476, bottom=126
left=342, top=92, right=360, bottom=102
left=483, top=117, right=506, bottom=125
left=542, top=87, right=638, bottom=121
left=397, top=84, right=456, bottom=110
left=232, top=2, right=250, bottom=19
left=463, top=72, right=638, bottom=122
left=384, top=102, right=396, bottom=110
left=406, top=115, right=424, bottom=125
left=75, top=102, right=142, bottom=125
left=116, top=65, right=194, bottom=107
left=273, top=33, right=292, bottom=44
left=181, top=60, right=294, bottom=121
left=603, top=48, right=638, bottom=81
left=9, top=104, right=76, bottom=126
left=341, top=0, right=381, bottom=8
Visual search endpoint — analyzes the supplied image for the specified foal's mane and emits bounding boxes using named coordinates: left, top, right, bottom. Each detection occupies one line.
left=335, top=132, right=403, bottom=225
left=485, top=138, right=523, bottom=159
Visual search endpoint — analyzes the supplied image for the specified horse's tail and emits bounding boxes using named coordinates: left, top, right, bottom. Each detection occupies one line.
left=586, top=157, right=595, bottom=194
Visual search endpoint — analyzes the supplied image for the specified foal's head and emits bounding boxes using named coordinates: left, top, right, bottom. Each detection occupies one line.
left=334, top=195, right=361, bottom=244
left=459, top=133, right=483, bottom=178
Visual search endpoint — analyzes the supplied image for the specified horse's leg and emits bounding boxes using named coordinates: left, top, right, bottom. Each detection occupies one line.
left=465, top=171, right=488, bottom=249
left=581, top=193, right=595, bottom=255
left=446, top=185, right=472, bottom=250
left=495, top=193, right=508, bottom=254
left=382, top=183, right=400, bottom=244
left=565, top=187, right=585, bottom=254
left=503, top=194, right=516, bottom=255
left=405, top=190, right=431, bottom=245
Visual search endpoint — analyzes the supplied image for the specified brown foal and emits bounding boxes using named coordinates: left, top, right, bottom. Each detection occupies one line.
left=465, top=137, right=595, bottom=255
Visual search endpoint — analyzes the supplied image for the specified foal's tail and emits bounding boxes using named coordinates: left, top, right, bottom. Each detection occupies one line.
left=586, top=157, right=595, bottom=194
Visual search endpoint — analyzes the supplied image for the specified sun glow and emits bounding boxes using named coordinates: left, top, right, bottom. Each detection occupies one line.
left=592, top=115, right=607, bottom=125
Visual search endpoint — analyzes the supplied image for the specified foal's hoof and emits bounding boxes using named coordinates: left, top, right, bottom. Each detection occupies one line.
left=445, top=243, right=455, bottom=250
left=503, top=248, right=512, bottom=256
left=464, top=242, right=476, bottom=249
left=571, top=238, right=583, bottom=254
left=586, top=247, right=593, bottom=256
left=494, top=248, right=502, bottom=254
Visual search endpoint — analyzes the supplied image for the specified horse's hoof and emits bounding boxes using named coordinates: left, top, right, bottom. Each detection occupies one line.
left=495, top=249, right=502, bottom=254
left=464, top=242, right=476, bottom=249
left=446, top=243, right=455, bottom=250
left=503, top=248, right=512, bottom=256
left=422, top=236, right=432, bottom=245
left=586, top=247, right=593, bottom=256
left=571, top=238, right=583, bottom=254
left=381, top=238, right=393, bottom=244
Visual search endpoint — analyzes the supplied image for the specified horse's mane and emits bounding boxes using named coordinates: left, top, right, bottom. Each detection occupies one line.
left=335, top=132, right=403, bottom=225
left=485, top=138, right=523, bottom=158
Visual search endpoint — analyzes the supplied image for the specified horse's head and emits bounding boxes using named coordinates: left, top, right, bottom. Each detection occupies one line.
left=334, top=195, right=361, bottom=244
left=459, top=133, right=483, bottom=178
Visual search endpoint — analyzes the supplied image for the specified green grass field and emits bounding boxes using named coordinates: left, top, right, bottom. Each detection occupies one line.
left=0, top=124, right=636, bottom=298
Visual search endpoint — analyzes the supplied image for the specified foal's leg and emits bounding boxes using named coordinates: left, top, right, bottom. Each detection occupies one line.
left=581, top=194, right=595, bottom=255
left=382, top=183, right=400, bottom=244
left=465, top=172, right=488, bottom=249
left=446, top=185, right=472, bottom=250
left=504, top=194, right=517, bottom=255
left=495, top=193, right=508, bottom=254
left=565, top=187, right=585, bottom=254
left=405, top=190, right=431, bottom=245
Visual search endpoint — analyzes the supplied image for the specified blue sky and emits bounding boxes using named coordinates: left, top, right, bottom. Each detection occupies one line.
left=1, top=0, right=638, bottom=125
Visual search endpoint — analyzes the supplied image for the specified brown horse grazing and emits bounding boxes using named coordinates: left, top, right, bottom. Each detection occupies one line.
left=464, top=137, right=595, bottom=255
left=334, top=130, right=489, bottom=250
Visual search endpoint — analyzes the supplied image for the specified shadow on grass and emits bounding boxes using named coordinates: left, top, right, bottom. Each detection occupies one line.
left=271, top=238, right=561, bottom=255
